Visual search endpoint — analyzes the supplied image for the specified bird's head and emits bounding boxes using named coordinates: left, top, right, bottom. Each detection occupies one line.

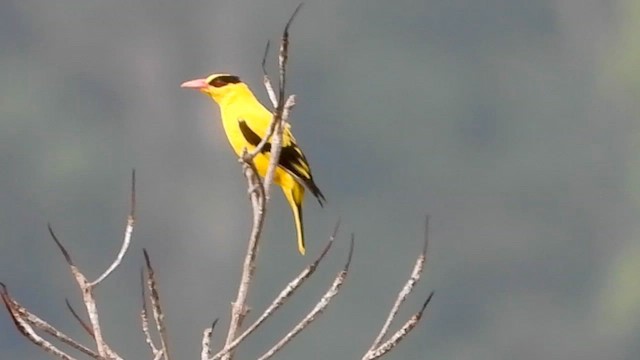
left=181, top=73, right=245, bottom=103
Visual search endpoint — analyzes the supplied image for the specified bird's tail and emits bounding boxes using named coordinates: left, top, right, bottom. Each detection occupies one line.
left=283, top=184, right=306, bottom=255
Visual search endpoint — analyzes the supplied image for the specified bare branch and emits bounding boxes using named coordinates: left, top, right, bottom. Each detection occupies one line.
left=222, top=161, right=266, bottom=360
left=212, top=221, right=339, bottom=360
left=2, top=284, right=99, bottom=359
left=257, top=235, right=354, bottom=360
left=153, top=350, right=165, bottom=360
left=4, top=311, right=78, bottom=360
left=73, top=270, right=113, bottom=358
left=363, top=292, right=434, bottom=360
left=143, top=249, right=171, bottom=360
left=89, top=169, right=136, bottom=287
left=368, top=216, right=430, bottom=351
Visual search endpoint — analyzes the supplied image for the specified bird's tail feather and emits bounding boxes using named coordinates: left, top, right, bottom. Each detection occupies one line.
left=283, top=186, right=306, bottom=255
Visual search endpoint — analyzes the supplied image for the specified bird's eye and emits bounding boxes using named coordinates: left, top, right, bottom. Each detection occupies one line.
left=209, top=75, right=241, bottom=87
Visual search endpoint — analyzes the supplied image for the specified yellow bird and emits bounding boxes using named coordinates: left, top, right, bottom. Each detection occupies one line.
left=181, top=73, right=325, bottom=255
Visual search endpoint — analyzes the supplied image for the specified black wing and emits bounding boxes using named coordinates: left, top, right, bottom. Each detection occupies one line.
left=238, top=119, right=326, bottom=206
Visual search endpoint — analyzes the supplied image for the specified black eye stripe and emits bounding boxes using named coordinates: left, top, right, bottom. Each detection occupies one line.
left=208, top=75, right=241, bottom=87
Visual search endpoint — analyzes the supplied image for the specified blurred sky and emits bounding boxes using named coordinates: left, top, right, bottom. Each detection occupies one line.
left=1, top=0, right=640, bottom=359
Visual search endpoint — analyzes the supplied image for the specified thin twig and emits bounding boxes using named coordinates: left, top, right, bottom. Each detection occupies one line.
left=89, top=169, right=136, bottom=287
left=363, top=292, right=434, bottom=360
left=140, top=267, right=161, bottom=357
left=261, top=41, right=278, bottom=107
left=48, top=223, right=73, bottom=266
left=65, top=299, right=95, bottom=338
left=368, top=216, right=430, bottom=351
left=48, top=226, right=114, bottom=358
left=257, top=235, right=354, bottom=360
left=143, top=249, right=171, bottom=360
left=212, top=221, right=339, bottom=360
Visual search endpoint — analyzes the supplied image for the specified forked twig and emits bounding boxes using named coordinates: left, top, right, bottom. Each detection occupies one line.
left=257, top=235, right=354, bottom=360
left=49, top=220, right=122, bottom=360
left=3, top=172, right=136, bottom=360
left=363, top=293, right=434, bottom=360
left=362, top=217, right=433, bottom=360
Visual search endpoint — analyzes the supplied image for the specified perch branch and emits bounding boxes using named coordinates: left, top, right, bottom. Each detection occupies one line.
left=222, top=6, right=302, bottom=360
left=221, top=160, right=266, bottom=360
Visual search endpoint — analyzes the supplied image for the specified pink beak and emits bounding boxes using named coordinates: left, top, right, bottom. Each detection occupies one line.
left=180, top=78, right=208, bottom=90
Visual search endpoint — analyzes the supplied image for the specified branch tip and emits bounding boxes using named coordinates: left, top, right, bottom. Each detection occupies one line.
left=314, top=236, right=334, bottom=267
left=345, top=233, right=355, bottom=271
left=421, top=291, right=434, bottom=313
left=143, top=248, right=152, bottom=269
left=330, top=218, right=341, bottom=240
left=261, top=40, right=271, bottom=76
left=131, top=168, right=137, bottom=219
left=422, top=215, right=430, bottom=255
left=47, top=223, right=73, bottom=265
left=284, top=3, right=304, bottom=36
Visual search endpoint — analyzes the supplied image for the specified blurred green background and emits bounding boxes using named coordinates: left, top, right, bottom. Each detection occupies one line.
left=1, top=0, right=639, bottom=359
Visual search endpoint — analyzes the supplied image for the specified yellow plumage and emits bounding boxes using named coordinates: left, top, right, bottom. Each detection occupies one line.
left=181, top=73, right=325, bottom=255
